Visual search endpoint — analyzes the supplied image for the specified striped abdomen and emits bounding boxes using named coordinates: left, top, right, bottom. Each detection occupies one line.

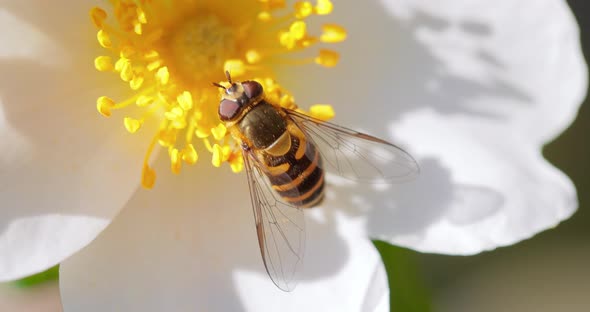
left=239, top=102, right=325, bottom=208
left=264, top=132, right=325, bottom=208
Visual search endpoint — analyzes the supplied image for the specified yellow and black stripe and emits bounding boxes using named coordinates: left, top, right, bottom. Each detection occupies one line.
left=263, top=124, right=325, bottom=208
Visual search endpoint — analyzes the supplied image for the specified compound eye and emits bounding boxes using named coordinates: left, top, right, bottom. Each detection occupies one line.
left=242, top=80, right=263, bottom=99
left=219, top=99, right=241, bottom=121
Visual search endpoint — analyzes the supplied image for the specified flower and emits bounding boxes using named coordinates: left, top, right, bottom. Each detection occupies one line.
left=0, top=0, right=585, bottom=311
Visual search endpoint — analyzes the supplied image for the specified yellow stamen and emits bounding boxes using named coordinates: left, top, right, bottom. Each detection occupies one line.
left=141, top=134, right=159, bottom=189
left=94, top=56, right=114, bottom=71
left=136, top=95, right=153, bottom=107
left=211, top=124, right=227, bottom=141
left=196, top=126, right=210, bottom=139
left=124, top=117, right=143, bottom=133
left=156, top=67, right=169, bottom=85
left=309, top=104, right=335, bottom=121
left=90, top=7, right=107, bottom=28
left=245, top=50, right=262, bottom=64
left=315, top=0, right=334, bottom=15
left=290, top=21, right=307, bottom=40
left=182, top=144, right=198, bottom=165
left=96, top=96, right=115, bottom=117
left=142, top=165, right=156, bottom=189
left=315, top=49, right=340, bottom=67
left=177, top=91, right=193, bottom=111
left=169, top=148, right=182, bottom=174
left=130, top=74, right=144, bottom=90
left=229, top=155, right=244, bottom=173
left=212, top=144, right=223, bottom=167
left=119, top=60, right=133, bottom=82
left=224, top=60, right=248, bottom=78
left=96, top=29, right=111, bottom=48
left=321, top=24, right=347, bottom=43
left=294, top=1, right=314, bottom=19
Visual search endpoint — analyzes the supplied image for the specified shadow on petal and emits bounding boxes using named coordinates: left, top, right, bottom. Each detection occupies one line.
left=326, top=157, right=502, bottom=246
left=281, top=1, right=533, bottom=134
left=276, top=0, right=572, bottom=255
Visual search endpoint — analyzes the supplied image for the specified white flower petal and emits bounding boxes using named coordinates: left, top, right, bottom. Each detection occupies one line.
left=281, top=0, right=585, bottom=254
left=0, top=1, right=155, bottom=280
left=60, top=159, right=388, bottom=311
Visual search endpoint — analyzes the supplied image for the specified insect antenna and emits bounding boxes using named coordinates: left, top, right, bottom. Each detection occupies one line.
left=225, top=70, right=233, bottom=84
left=212, top=82, right=227, bottom=90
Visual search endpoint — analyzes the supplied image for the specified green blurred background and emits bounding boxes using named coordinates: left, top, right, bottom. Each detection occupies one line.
left=378, top=0, right=590, bottom=311
left=2, top=1, right=589, bottom=311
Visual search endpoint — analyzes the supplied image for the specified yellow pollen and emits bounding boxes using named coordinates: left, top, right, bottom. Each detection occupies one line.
left=119, top=60, right=133, bottom=82
left=90, top=7, right=107, bottom=28
left=97, top=30, right=112, bottom=48
left=290, top=21, right=307, bottom=40
left=258, top=11, right=273, bottom=21
left=195, top=128, right=210, bottom=139
left=315, top=0, right=334, bottom=15
left=321, top=24, right=347, bottom=43
left=92, top=0, right=344, bottom=188
left=124, top=117, right=143, bottom=133
left=182, top=144, right=198, bottom=165
left=229, top=155, right=244, bottom=173
left=169, top=148, right=182, bottom=174
left=130, top=75, right=144, bottom=90
left=224, top=59, right=247, bottom=78
left=295, top=2, right=314, bottom=18
left=94, top=56, right=113, bottom=71
left=245, top=50, right=262, bottom=64
left=211, top=124, right=227, bottom=141
left=142, top=165, right=156, bottom=189
left=156, top=67, right=170, bottom=85
left=96, top=96, right=115, bottom=117
left=177, top=91, right=193, bottom=111
left=315, top=49, right=340, bottom=67
left=309, top=104, right=335, bottom=121
left=212, top=144, right=223, bottom=167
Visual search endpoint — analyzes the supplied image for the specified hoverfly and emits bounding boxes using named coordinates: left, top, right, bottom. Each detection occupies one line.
left=214, top=72, right=419, bottom=291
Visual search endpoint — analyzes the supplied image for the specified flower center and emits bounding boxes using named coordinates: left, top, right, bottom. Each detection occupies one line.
left=166, top=14, right=237, bottom=85
left=91, top=0, right=345, bottom=188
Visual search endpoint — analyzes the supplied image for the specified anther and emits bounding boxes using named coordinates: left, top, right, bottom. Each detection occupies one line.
left=124, top=117, right=143, bottom=133
left=182, top=144, right=198, bottom=164
left=90, top=7, right=107, bottom=28
left=211, top=124, right=227, bottom=140
left=294, top=1, right=313, bottom=19
left=97, top=30, right=112, bottom=48
left=169, top=148, right=182, bottom=174
left=315, top=0, right=333, bottom=15
left=309, top=104, right=335, bottom=121
left=95, top=56, right=114, bottom=71
left=212, top=144, right=223, bottom=167
left=320, top=24, right=347, bottom=43
left=142, top=165, right=156, bottom=189
left=177, top=91, right=193, bottom=111
left=315, top=49, right=339, bottom=67
left=156, top=67, right=170, bottom=85
left=97, top=96, right=116, bottom=117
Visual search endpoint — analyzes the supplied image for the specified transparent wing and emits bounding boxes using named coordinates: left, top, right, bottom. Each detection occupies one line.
left=243, top=149, right=306, bottom=292
left=286, top=109, right=420, bottom=183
